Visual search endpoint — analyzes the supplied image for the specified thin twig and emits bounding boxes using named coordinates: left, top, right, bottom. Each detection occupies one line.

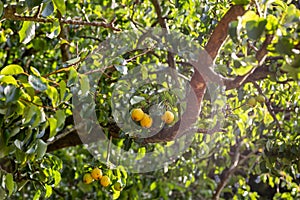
left=106, top=136, right=112, bottom=167
left=2, top=12, right=120, bottom=31
left=212, top=140, right=255, bottom=200
left=212, top=142, right=242, bottom=200
left=252, top=82, right=282, bottom=131
left=150, top=0, right=176, bottom=69
left=224, top=34, right=274, bottom=90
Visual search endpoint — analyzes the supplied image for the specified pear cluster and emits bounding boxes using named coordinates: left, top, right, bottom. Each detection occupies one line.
left=131, top=108, right=175, bottom=128
left=83, top=167, right=124, bottom=191
left=83, top=167, right=110, bottom=187
left=246, top=94, right=266, bottom=107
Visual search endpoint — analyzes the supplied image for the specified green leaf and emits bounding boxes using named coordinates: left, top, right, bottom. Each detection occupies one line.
left=228, top=21, right=239, bottom=42
left=30, top=66, right=41, bottom=76
left=0, top=76, right=18, bottom=85
left=23, top=105, right=39, bottom=125
left=246, top=19, right=267, bottom=40
left=79, top=74, right=90, bottom=96
left=28, top=75, right=48, bottom=91
left=150, top=182, right=157, bottom=191
left=5, top=173, right=15, bottom=197
left=242, top=11, right=259, bottom=27
left=67, top=67, right=79, bottom=86
left=232, top=0, right=250, bottom=5
left=55, top=110, right=65, bottom=131
left=36, top=139, right=47, bottom=159
left=275, top=37, right=293, bottom=56
left=265, top=15, right=278, bottom=34
left=0, top=64, right=24, bottom=75
left=45, top=184, right=52, bottom=198
left=0, top=1, right=3, bottom=17
left=33, top=189, right=41, bottom=200
left=53, top=0, right=66, bottom=15
left=53, top=170, right=61, bottom=186
left=45, top=86, right=59, bottom=107
left=48, top=118, right=57, bottom=138
left=232, top=65, right=254, bottom=76
left=41, top=1, right=54, bottom=17
left=26, top=0, right=43, bottom=9
left=135, top=147, right=146, bottom=160
left=4, top=85, right=21, bottom=104
left=66, top=57, right=80, bottom=65
left=0, top=187, right=6, bottom=200
left=59, top=80, right=66, bottom=101
left=47, top=21, right=61, bottom=39
left=19, top=21, right=36, bottom=44
left=15, top=148, right=27, bottom=164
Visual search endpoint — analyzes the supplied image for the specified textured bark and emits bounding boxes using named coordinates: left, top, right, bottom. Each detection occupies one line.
left=205, top=5, right=246, bottom=58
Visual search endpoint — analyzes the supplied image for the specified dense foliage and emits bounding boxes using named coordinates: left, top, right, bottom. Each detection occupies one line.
left=0, top=0, right=299, bottom=199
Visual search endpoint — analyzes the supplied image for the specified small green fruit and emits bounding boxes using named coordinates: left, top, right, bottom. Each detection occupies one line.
left=114, top=182, right=123, bottom=191
left=247, top=97, right=257, bottom=107
left=256, top=95, right=265, bottom=103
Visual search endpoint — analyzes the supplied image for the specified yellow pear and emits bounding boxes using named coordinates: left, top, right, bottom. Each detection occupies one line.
left=140, top=114, right=153, bottom=128
left=161, top=111, right=175, bottom=124
left=131, top=108, right=145, bottom=121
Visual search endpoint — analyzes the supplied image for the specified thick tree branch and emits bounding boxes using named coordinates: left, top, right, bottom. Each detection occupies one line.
left=224, top=34, right=274, bottom=90
left=205, top=5, right=246, bottom=59
left=150, top=0, right=167, bottom=29
left=224, top=66, right=273, bottom=90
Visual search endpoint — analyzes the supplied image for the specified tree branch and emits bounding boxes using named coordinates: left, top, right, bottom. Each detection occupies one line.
left=224, top=34, right=274, bottom=90
left=252, top=82, right=282, bottom=131
left=150, top=0, right=176, bottom=69
left=47, top=5, right=248, bottom=150
left=205, top=5, right=246, bottom=59
left=212, top=142, right=255, bottom=200
left=150, top=0, right=167, bottom=29
left=2, top=8, right=120, bottom=31
left=224, top=66, right=274, bottom=90
left=57, top=11, right=71, bottom=62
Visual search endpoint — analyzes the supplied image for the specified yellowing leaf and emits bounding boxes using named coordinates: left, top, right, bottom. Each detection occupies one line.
left=53, top=0, right=66, bottom=15
left=19, top=21, right=35, bottom=44
left=1, top=64, right=24, bottom=75
left=5, top=173, right=15, bottom=197
left=0, top=76, right=18, bottom=85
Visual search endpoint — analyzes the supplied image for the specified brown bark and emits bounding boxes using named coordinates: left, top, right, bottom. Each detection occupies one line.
left=205, top=5, right=246, bottom=58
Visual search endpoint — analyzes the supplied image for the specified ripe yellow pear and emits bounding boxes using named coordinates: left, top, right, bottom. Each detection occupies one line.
left=91, top=167, right=102, bottom=180
left=100, top=175, right=110, bottom=187
left=131, top=108, right=145, bottom=121
left=83, top=173, right=93, bottom=184
left=140, top=114, right=153, bottom=128
left=161, top=111, right=175, bottom=124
